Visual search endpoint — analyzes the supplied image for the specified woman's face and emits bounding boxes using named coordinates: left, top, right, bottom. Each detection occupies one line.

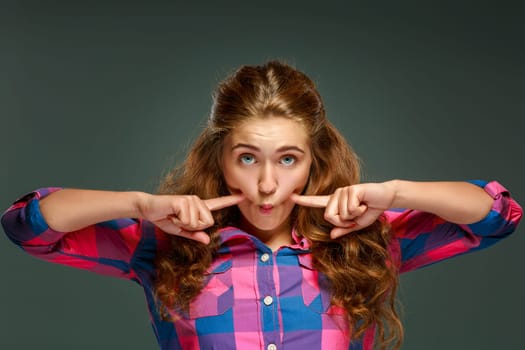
left=221, top=116, right=312, bottom=240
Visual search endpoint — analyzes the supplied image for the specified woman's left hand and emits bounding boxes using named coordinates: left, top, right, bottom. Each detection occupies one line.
left=291, top=182, right=396, bottom=239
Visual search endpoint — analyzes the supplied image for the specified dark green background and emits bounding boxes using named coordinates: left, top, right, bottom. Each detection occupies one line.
left=2, top=2, right=524, bottom=349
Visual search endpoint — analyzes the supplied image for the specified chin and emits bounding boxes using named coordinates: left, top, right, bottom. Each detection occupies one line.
left=241, top=213, right=292, bottom=234
left=251, top=221, right=282, bottom=232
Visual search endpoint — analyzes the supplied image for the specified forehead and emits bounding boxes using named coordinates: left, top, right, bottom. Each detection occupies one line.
left=228, top=117, right=309, bottom=146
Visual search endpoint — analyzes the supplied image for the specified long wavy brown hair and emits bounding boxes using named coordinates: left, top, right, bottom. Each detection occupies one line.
left=155, top=60, right=402, bottom=349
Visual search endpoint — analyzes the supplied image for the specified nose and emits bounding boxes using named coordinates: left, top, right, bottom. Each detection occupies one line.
left=258, top=163, right=277, bottom=195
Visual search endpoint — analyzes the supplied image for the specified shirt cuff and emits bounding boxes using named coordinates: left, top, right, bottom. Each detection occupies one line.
left=464, top=180, right=520, bottom=237
left=16, top=188, right=63, bottom=235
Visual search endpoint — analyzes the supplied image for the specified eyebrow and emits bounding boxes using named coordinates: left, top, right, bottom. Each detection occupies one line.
left=231, top=143, right=305, bottom=154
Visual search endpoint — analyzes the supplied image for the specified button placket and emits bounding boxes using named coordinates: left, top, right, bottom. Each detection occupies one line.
left=257, top=248, right=278, bottom=350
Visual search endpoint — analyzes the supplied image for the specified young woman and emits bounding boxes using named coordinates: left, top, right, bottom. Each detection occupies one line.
left=2, top=61, right=522, bottom=350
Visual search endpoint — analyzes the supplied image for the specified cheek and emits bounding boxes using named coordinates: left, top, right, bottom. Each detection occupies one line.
left=223, top=167, right=258, bottom=197
left=235, top=176, right=257, bottom=195
left=279, top=176, right=301, bottom=193
left=277, top=168, right=310, bottom=197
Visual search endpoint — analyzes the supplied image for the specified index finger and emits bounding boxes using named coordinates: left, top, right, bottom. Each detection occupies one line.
left=290, top=194, right=329, bottom=208
left=204, top=194, right=245, bottom=211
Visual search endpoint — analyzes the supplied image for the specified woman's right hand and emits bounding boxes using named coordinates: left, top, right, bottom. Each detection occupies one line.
left=138, top=193, right=245, bottom=244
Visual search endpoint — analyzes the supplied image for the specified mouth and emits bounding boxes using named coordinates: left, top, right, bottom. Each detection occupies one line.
left=259, top=203, right=274, bottom=214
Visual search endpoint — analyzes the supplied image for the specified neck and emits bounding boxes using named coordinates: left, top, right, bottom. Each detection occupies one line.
left=238, top=218, right=293, bottom=251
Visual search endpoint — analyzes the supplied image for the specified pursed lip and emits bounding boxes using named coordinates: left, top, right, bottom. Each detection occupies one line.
left=258, top=203, right=274, bottom=214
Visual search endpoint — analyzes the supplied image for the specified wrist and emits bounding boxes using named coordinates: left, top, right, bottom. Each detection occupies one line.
left=383, top=179, right=402, bottom=208
left=130, top=191, right=150, bottom=219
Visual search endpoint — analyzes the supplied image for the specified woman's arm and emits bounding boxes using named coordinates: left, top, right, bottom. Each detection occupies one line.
left=1, top=188, right=153, bottom=279
left=39, top=188, right=144, bottom=232
left=39, top=188, right=244, bottom=243
left=291, top=180, right=522, bottom=238
left=386, top=180, right=493, bottom=224
left=1, top=188, right=244, bottom=279
left=384, top=180, right=522, bottom=272
left=292, top=180, right=522, bottom=272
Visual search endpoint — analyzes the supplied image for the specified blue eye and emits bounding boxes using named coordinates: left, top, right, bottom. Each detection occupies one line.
left=280, top=156, right=296, bottom=166
left=240, top=154, right=256, bottom=165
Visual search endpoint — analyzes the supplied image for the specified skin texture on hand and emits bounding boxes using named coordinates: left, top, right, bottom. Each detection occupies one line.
left=138, top=193, right=245, bottom=244
left=291, top=182, right=396, bottom=238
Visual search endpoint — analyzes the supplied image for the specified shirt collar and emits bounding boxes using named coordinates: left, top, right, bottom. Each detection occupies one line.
left=217, top=226, right=311, bottom=251
left=291, top=227, right=311, bottom=249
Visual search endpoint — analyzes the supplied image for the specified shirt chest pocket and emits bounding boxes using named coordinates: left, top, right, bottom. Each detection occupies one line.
left=188, top=256, right=234, bottom=319
left=297, top=254, right=347, bottom=317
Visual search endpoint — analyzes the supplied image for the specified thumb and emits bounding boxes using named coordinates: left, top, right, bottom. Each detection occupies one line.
left=330, top=222, right=358, bottom=239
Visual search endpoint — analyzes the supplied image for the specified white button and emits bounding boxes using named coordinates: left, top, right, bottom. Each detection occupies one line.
left=267, top=344, right=277, bottom=350
left=263, top=296, right=273, bottom=306
left=260, top=253, right=270, bottom=262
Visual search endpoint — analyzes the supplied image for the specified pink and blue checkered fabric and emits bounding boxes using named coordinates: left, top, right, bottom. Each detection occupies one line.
left=1, top=180, right=522, bottom=349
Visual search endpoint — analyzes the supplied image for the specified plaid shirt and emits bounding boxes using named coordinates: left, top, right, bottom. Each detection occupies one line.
left=1, top=180, right=522, bottom=350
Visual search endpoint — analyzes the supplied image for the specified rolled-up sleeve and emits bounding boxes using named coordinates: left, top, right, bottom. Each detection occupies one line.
left=384, top=180, right=523, bottom=273
left=1, top=188, right=161, bottom=280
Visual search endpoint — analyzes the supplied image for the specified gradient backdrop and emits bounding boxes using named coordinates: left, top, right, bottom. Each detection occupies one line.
left=1, top=2, right=524, bottom=349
